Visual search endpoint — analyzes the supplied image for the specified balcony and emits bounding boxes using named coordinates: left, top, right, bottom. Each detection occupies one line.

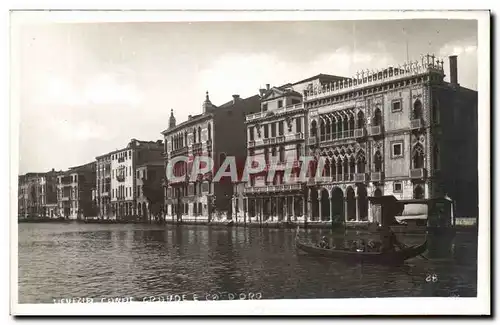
left=61, top=196, right=70, bottom=201
left=308, top=137, right=317, bottom=146
left=354, top=173, right=368, bottom=182
left=118, top=157, right=125, bottom=163
left=171, top=146, right=188, bottom=157
left=354, top=128, right=367, bottom=138
left=192, top=142, right=203, bottom=151
left=370, top=125, right=383, bottom=136
left=319, top=130, right=355, bottom=144
left=410, top=168, right=427, bottom=179
left=244, top=183, right=303, bottom=194
left=410, top=118, right=423, bottom=130
left=248, top=140, right=256, bottom=148
left=245, top=104, right=304, bottom=122
left=370, top=172, right=384, bottom=182
left=286, top=132, right=304, bottom=141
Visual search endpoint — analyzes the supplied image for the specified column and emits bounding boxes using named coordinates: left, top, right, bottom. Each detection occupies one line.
left=318, top=191, right=322, bottom=222
left=344, top=198, right=348, bottom=222
left=306, top=191, right=311, bottom=224
left=284, top=197, right=288, bottom=222
left=368, top=199, right=373, bottom=223
left=329, top=193, right=333, bottom=222
left=244, top=197, right=247, bottom=225
left=355, top=196, right=360, bottom=221
left=254, top=198, right=257, bottom=223
left=302, top=196, right=306, bottom=221
left=260, top=197, right=264, bottom=224
left=292, top=196, right=296, bottom=221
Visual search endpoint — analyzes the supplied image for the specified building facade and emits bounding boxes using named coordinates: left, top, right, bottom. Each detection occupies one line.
left=108, top=139, right=164, bottom=220
left=95, top=153, right=112, bottom=219
left=303, top=54, right=477, bottom=223
left=136, top=161, right=165, bottom=222
left=163, top=92, right=261, bottom=222
left=241, top=75, right=346, bottom=223
left=56, top=162, right=96, bottom=220
left=18, top=170, right=59, bottom=218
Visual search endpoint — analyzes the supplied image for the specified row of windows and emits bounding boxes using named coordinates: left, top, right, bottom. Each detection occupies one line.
left=249, top=117, right=303, bottom=141
left=112, top=186, right=134, bottom=199
left=392, top=183, right=425, bottom=199
left=112, top=150, right=132, bottom=161
left=248, top=144, right=303, bottom=163
left=171, top=124, right=212, bottom=151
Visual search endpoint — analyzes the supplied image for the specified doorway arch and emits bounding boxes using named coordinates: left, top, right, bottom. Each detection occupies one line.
left=357, top=184, right=368, bottom=221
left=320, top=188, right=330, bottom=221
left=346, top=186, right=356, bottom=221
left=331, top=187, right=344, bottom=223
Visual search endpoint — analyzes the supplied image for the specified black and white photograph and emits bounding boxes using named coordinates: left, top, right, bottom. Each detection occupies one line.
left=10, top=9, right=490, bottom=316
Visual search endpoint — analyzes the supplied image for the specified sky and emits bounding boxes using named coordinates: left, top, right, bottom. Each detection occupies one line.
left=13, top=19, right=478, bottom=174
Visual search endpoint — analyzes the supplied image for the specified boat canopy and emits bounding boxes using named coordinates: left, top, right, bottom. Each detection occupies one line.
left=395, top=203, right=428, bottom=221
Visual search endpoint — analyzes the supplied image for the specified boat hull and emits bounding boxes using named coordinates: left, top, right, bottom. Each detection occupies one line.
left=295, top=238, right=427, bottom=265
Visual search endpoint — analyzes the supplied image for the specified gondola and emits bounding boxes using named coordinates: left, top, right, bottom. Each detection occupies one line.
left=295, top=235, right=428, bottom=265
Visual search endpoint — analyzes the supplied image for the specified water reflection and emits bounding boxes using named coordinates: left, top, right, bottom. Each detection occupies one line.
left=18, top=223, right=477, bottom=303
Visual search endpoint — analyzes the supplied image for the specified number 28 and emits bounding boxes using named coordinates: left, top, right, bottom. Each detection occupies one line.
left=426, top=274, right=438, bottom=282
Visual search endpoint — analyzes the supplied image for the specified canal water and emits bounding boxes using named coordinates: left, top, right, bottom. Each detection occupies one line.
left=18, top=222, right=477, bottom=303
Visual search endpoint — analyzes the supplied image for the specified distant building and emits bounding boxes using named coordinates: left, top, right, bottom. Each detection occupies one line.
left=18, top=169, right=59, bottom=218
left=56, top=162, right=96, bottom=220
left=136, top=161, right=165, bottom=222
left=162, top=92, right=261, bottom=222
left=107, top=139, right=164, bottom=220
left=95, top=153, right=112, bottom=219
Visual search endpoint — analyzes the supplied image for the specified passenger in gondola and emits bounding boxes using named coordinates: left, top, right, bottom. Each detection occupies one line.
left=356, top=239, right=367, bottom=252
left=379, top=226, right=403, bottom=253
left=318, top=236, right=330, bottom=249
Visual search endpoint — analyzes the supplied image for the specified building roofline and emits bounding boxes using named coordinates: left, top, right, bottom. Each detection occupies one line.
left=96, top=139, right=163, bottom=158
left=161, top=112, right=214, bottom=136
left=291, top=73, right=348, bottom=86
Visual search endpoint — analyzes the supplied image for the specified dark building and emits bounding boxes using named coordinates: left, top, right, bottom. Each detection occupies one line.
left=162, top=92, right=261, bottom=222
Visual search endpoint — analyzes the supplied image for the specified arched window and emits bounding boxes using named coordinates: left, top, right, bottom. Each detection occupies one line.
left=349, top=157, right=355, bottom=179
left=414, top=185, right=425, bottom=199
left=271, top=147, right=277, bottom=159
left=357, top=111, right=365, bottom=129
left=373, top=108, right=382, bottom=126
left=331, top=117, right=337, bottom=138
left=208, top=123, right=212, bottom=141
left=336, top=159, right=342, bottom=177
left=279, top=146, right=285, bottom=163
left=193, top=128, right=197, bottom=144
left=325, top=119, right=331, bottom=137
left=320, top=119, right=326, bottom=141
left=374, top=150, right=382, bottom=172
left=198, top=126, right=202, bottom=142
left=184, top=132, right=188, bottom=147
left=413, top=99, right=423, bottom=120
left=310, top=120, right=317, bottom=137
left=323, top=156, right=330, bottom=177
left=296, top=144, right=302, bottom=160
left=413, top=143, right=424, bottom=169
left=348, top=113, right=355, bottom=136
left=356, top=151, right=366, bottom=173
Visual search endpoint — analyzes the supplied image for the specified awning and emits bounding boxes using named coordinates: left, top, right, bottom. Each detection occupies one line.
left=395, top=203, right=428, bottom=220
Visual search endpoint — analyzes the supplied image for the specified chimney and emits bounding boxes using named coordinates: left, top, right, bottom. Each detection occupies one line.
left=232, top=94, right=240, bottom=103
left=449, top=55, right=458, bottom=86
left=188, top=115, right=192, bottom=119
left=266, top=84, right=270, bottom=90
left=259, top=88, right=266, bottom=97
